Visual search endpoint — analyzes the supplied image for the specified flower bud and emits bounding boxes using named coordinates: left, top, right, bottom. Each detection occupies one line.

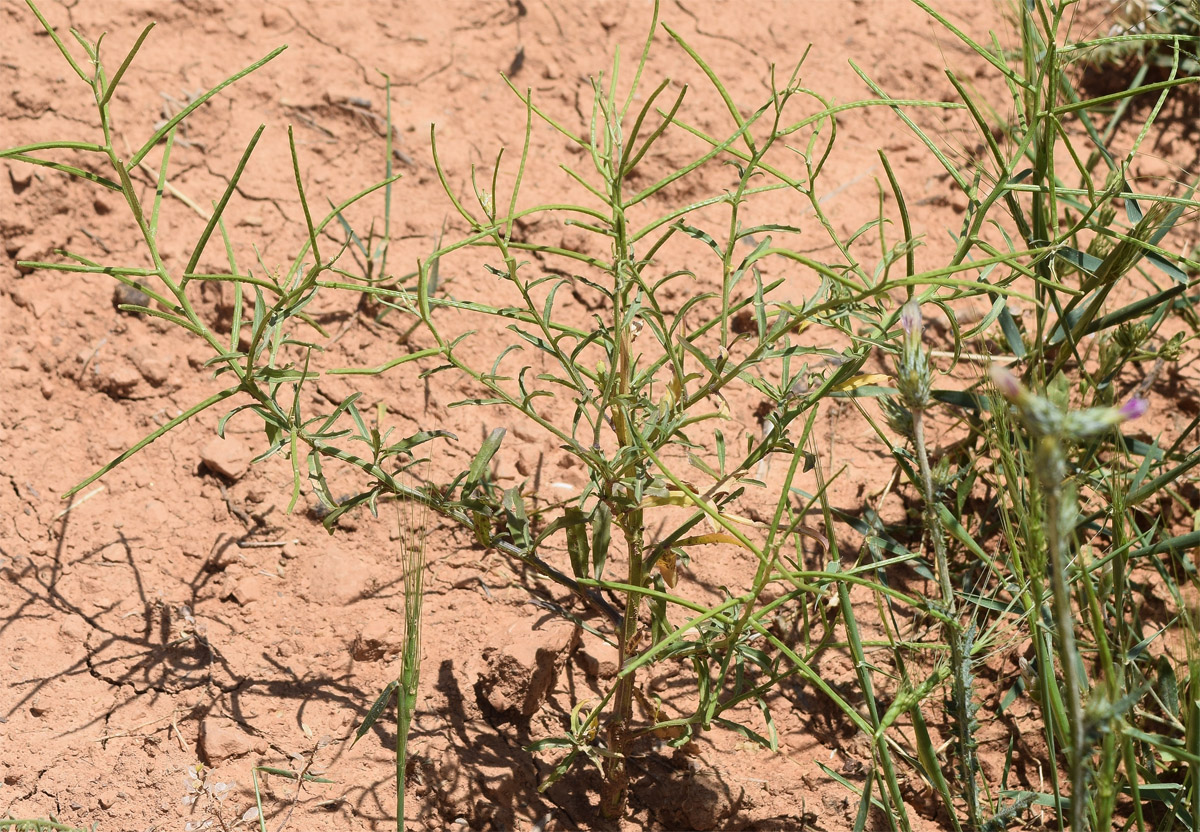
left=900, top=298, right=922, bottom=342
left=1119, top=397, right=1148, bottom=421
left=991, top=364, right=1148, bottom=442
left=988, top=364, right=1024, bottom=403
left=894, top=300, right=932, bottom=410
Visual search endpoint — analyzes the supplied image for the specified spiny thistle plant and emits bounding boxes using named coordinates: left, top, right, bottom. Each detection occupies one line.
left=7, top=0, right=1200, bottom=829
left=894, top=298, right=985, bottom=829
left=991, top=366, right=1147, bottom=832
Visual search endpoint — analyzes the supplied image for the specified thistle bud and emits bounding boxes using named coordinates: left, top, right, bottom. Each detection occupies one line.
left=894, top=299, right=932, bottom=410
left=1119, top=397, right=1149, bottom=420
left=990, top=363, right=1148, bottom=443
left=1159, top=332, right=1183, bottom=362
left=900, top=299, right=922, bottom=345
left=991, top=365, right=1063, bottom=436
left=881, top=395, right=914, bottom=441
left=987, top=364, right=1025, bottom=403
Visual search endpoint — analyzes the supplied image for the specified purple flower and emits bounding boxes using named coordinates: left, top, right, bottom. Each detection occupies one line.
left=1118, top=397, right=1149, bottom=421
left=988, top=364, right=1022, bottom=401
left=900, top=299, right=922, bottom=336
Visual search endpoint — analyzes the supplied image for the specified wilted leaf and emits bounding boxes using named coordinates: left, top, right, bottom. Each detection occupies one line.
left=832, top=373, right=890, bottom=393
left=674, top=532, right=754, bottom=552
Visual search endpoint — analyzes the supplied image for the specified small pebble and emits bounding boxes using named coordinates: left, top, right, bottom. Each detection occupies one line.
left=112, top=281, right=151, bottom=312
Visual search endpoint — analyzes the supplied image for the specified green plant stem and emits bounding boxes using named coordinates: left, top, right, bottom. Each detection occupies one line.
left=911, top=409, right=983, bottom=829
left=836, top=577, right=911, bottom=832
left=599, top=108, right=643, bottom=815
left=601, top=519, right=642, bottom=818
left=1043, top=465, right=1087, bottom=832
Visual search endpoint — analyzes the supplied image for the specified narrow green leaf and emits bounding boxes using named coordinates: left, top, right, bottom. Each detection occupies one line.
left=99, top=22, right=155, bottom=107
left=465, top=427, right=506, bottom=493
left=352, top=679, right=399, bottom=747
left=24, top=0, right=88, bottom=83
left=183, top=125, right=266, bottom=279
left=64, top=387, right=240, bottom=497
left=3, top=153, right=121, bottom=190
left=591, top=502, right=611, bottom=581
left=564, top=506, right=589, bottom=580
left=129, top=45, right=286, bottom=168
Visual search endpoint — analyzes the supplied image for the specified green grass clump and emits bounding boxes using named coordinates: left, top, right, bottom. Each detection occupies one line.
left=5, top=0, right=1200, bottom=829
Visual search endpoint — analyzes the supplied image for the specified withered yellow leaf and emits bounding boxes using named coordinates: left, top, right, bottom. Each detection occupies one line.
left=831, top=373, right=890, bottom=393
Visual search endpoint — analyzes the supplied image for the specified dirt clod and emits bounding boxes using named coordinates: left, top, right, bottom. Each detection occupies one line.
left=476, top=616, right=579, bottom=717
left=199, top=717, right=258, bottom=765
left=351, top=618, right=403, bottom=661
left=228, top=575, right=266, bottom=606
left=199, top=436, right=252, bottom=480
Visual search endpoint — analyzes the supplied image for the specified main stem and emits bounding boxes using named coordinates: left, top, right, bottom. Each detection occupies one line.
left=599, top=133, right=643, bottom=818
left=601, top=519, right=643, bottom=818
left=1044, top=472, right=1087, bottom=831
left=912, top=409, right=982, bottom=829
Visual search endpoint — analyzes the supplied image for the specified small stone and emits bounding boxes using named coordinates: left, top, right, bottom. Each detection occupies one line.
left=351, top=618, right=403, bottom=661
left=14, top=237, right=54, bottom=274
left=261, top=7, right=286, bottom=28
left=336, top=510, right=359, bottom=532
left=228, top=575, right=265, bottom=606
left=200, top=436, right=252, bottom=480
left=303, top=552, right=372, bottom=605
left=684, top=770, right=737, bottom=830
left=199, top=717, right=256, bottom=764
left=98, top=790, right=120, bottom=810
left=113, top=281, right=151, bottom=312
left=598, top=5, right=623, bottom=30
left=187, top=345, right=212, bottom=370
left=8, top=167, right=32, bottom=192
left=141, top=499, right=170, bottom=529
left=281, top=542, right=300, bottom=560
left=8, top=284, right=40, bottom=314
left=8, top=348, right=30, bottom=370
left=515, top=451, right=533, bottom=476
left=11, top=86, right=51, bottom=117
left=40, top=380, right=53, bottom=399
